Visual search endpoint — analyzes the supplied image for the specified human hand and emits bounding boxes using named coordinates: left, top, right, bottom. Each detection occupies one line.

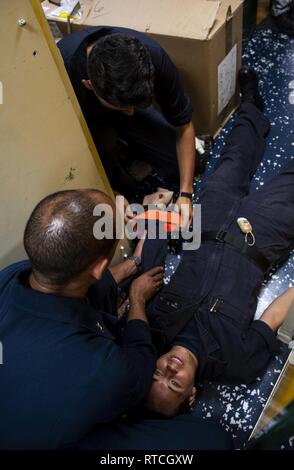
left=174, top=196, right=193, bottom=228
left=130, top=266, right=164, bottom=305
left=133, top=231, right=146, bottom=258
left=123, top=197, right=135, bottom=224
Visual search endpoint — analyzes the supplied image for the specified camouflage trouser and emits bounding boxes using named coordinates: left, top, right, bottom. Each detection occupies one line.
left=272, top=0, right=294, bottom=16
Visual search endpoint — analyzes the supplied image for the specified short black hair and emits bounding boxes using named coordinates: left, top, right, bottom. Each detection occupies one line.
left=24, top=189, right=116, bottom=285
left=87, top=33, right=155, bottom=107
left=145, top=395, right=191, bottom=418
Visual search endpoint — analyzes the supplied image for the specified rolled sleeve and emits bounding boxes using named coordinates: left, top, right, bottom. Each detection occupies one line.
left=103, top=268, right=118, bottom=289
left=153, top=47, right=193, bottom=127
left=121, top=319, right=155, bottom=349
left=88, top=269, right=118, bottom=314
left=85, top=321, right=156, bottom=423
left=167, top=95, right=194, bottom=127
left=113, top=320, right=156, bottom=413
left=120, top=319, right=156, bottom=382
left=250, top=320, right=281, bottom=353
left=222, top=321, right=281, bottom=383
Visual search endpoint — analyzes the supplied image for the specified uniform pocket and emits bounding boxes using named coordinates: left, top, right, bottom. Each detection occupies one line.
left=204, top=354, right=227, bottom=381
left=209, top=296, right=249, bottom=329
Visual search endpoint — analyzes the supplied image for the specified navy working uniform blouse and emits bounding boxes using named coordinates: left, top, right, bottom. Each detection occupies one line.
left=57, top=26, right=193, bottom=129
left=0, top=261, right=156, bottom=449
left=142, top=239, right=281, bottom=385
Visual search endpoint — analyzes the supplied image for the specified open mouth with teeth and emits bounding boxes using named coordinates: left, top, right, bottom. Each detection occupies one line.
left=170, top=356, right=184, bottom=366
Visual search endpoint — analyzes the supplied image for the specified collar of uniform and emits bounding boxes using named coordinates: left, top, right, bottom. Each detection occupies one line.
left=195, top=317, right=220, bottom=355
left=11, top=266, right=115, bottom=339
left=72, top=26, right=113, bottom=78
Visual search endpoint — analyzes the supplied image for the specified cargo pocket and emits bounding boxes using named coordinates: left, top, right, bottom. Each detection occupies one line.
left=148, top=283, right=199, bottom=347
left=204, top=354, right=227, bottom=381
left=209, top=296, right=249, bottom=330
left=194, top=316, right=227, bottom=381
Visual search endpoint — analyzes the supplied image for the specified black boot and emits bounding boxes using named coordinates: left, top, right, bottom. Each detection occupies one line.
left=237, top=66, right=264, bottom=111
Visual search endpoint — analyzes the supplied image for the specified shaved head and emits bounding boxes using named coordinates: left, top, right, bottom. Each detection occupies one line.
left=24, top=189, right=116, bottom=285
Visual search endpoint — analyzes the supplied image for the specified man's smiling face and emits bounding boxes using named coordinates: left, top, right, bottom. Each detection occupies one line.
left=146, top=345, right=197, bottom=417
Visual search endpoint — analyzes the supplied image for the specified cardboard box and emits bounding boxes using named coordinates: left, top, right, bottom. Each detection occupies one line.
left=43, top=0, right=243, bottom=137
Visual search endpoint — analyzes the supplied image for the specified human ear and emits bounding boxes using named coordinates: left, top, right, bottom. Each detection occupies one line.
left=188, top=386, right=197, bottom=407
left=91, top=257, right=109, bottom=281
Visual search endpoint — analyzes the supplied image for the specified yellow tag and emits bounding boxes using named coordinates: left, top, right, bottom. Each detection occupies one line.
left=237, top=217, right=255, bottom=246
left=237, top=217, right=253, bottom=234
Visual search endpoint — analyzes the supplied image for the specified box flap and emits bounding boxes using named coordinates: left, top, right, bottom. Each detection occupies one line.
left=84, top=0, right=221, bottom=40
left=208, top=0, right=243, bottom=38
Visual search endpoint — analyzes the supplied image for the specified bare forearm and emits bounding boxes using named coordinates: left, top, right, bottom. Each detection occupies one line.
left=128, top=298, right=148, bottom=323
left=127, top=266, right=163, bottom=324
left=260, top=287, right=294, bottom=331
left=109, top=259, right=137, bottom=285
left=176, top=121, right=196, bottom=192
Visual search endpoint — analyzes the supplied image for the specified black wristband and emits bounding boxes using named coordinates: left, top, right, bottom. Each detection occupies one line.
left=179, top=191, right=193, bottom=200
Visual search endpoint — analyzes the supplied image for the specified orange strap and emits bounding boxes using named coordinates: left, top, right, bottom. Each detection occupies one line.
left=133, top=210, right=181, bottom=233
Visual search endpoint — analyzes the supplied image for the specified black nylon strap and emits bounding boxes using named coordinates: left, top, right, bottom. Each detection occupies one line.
left=179, top=191, right=193, bottom=200
left=201, top=231, right=271, bottom=273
